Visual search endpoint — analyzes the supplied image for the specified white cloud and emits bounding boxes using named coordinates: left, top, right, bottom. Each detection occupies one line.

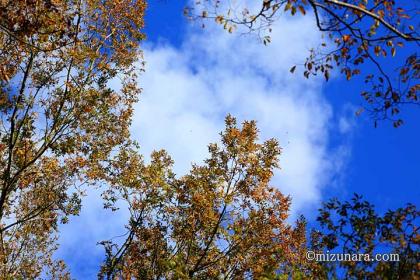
left=57, top=12, right=351, bottom=278
left=56, top=188, right=130, bottom=279
left=338, top=103, right=358, bottom=135
left=133, top=16, right=336, bottom=212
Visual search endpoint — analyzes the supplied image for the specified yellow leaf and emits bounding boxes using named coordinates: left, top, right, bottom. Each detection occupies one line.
left=342, top=35, right=351, bottom=43
left=298, top=6, right=306, bottom=15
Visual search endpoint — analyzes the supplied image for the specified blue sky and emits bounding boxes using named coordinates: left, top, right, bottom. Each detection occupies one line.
left=57, top=1, right=420, bottom=278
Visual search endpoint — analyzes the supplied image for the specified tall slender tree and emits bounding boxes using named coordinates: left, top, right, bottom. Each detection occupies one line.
left=99, top=116, right=317, bottom=279
left=0, top=0, right=146, bottom=277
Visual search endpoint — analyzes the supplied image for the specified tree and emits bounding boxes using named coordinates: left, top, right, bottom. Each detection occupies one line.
left=0, top=0, right=146, bottom=277
left=98, top=118, right=419, bottom=280
left=98, top=116, right=317, bottom=279
left=188, top=0, right=420, bottom=127
left=311, top=194, right=419, bottom=279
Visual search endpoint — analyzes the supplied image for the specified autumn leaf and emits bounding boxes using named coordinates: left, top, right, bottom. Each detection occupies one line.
left=298, top=5, right=306, bottom=15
